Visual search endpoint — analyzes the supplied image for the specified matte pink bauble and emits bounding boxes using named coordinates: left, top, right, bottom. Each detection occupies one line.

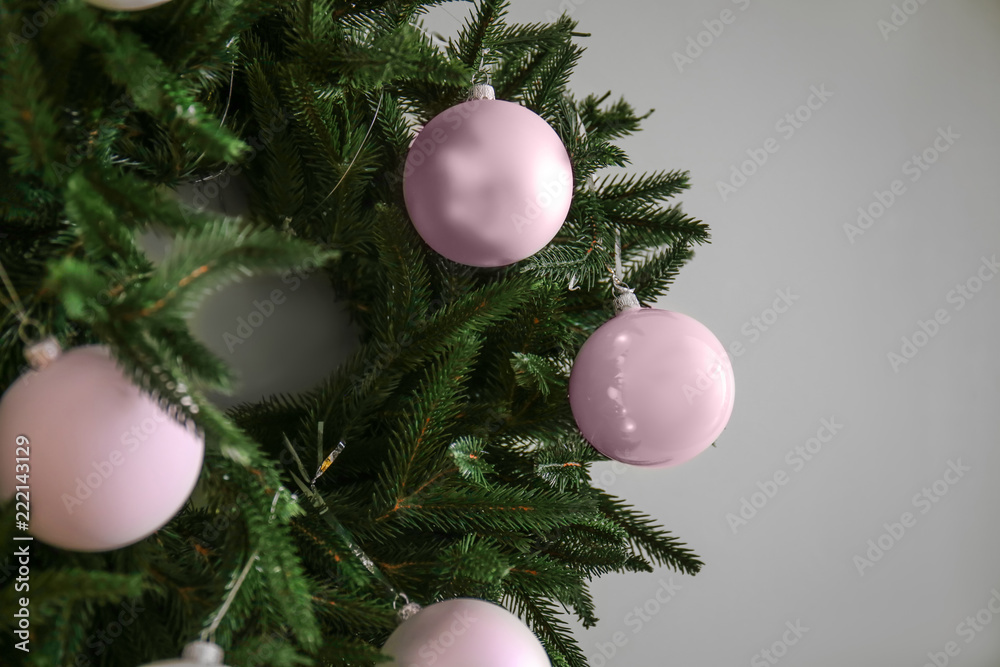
left=382, top=598, right=550, bottom=667
left=0, top=346, right=204, bottom=551
left=569, top=308, right=735, bottom=467
left=403, top=95, right=573, bottom=267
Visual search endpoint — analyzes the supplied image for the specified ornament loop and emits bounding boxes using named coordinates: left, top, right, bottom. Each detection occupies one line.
left=471, top=47, right=493, bottom=87
left=17, top=317, right=44, bottom=344
left=611, top=227, right=640, bottom=313
left=0, top=258, right=28, bottom=321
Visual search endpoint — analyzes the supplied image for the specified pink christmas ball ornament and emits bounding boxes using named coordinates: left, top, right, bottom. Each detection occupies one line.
left=382, top=598, right=551, bottom=667
left=85, top=0, right=172, bottom=10
left=0, top=346, right=204, bottom=551
left=569, top=308, right=735, bottom=468
left=403, top=94, right=573, bottom=267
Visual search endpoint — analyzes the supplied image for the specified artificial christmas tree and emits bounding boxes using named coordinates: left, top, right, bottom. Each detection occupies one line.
left=0, top=1, right=719, bottom=665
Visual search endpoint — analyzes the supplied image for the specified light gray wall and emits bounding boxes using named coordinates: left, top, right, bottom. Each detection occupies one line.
left=185, top=1, right=1000, bottom=664
left=425, top=1, right=1000, bottom=664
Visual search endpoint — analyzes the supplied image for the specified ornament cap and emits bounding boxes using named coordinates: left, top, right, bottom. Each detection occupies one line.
left=396, top=601, right=423, bottom=623
left=180, top=641, right=225, bottom=664
left=613, top=288, right=641, bottom=314
left=468, top=83, right=496, bottom=100
left=23, top=336, right=62, bottom=370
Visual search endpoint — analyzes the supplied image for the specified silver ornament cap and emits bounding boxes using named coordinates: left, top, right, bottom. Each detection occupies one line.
left=396, top=601, right=423, bottom=623
left=139, top=640, right=229, bottom=666
left=181, top=642, right=225, bottom=664
left=468, top=83, right=495, bottom=100
left=614, top=287, right=641, bottom=314
left=23, top=336, right=62, bottom=370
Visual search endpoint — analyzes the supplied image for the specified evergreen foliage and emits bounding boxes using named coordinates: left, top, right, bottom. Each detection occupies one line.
left=0, top=0, right=711, bottom=664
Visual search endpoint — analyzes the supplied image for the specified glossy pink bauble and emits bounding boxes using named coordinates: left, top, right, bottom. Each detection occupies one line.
left=0, top=346, right=204, bottom=551
left=382, top=598, right=550, bottom=667
left=569, top=308, right=735, bottom=467
left=403, top=98, right=573, bottom=267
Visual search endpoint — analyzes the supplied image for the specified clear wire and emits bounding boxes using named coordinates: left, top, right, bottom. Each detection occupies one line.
left=0, top=258, right=26, bottom=320
left=201, top=488, right=282, bottom=642
left=305, top=89, right=385, bottom=219
left=0, top=258, right=46, bottom=343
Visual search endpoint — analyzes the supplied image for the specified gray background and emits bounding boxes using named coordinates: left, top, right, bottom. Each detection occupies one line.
left=183, top=1, right=1000, bottom=664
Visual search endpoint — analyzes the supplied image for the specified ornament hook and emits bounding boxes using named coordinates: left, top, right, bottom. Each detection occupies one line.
left=0, top=257, right=59, bottom=364
left=611, top=227, right=640, bottom=313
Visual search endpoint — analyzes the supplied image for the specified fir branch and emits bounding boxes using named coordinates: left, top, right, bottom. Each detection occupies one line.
left=579, top=92, right=653, bottom=141
left=79, top=12, right=246, bottom=164
left=503, top=589, right=586, bottom=667
left=437, top=534, right=512, bottom=594
left=510, top=351, right=565, bottom=398
left=598, top=169, right=691, bottom=206
left=375, top=482, right=596, bottom=536
left=455, top=0, right=509, bottom=68
left=117, top=218, right=337, bottom=321
left=598, top=492, right=704, bottom=575
left=543, top=518, right=653, bottom=578
left=624, top=240, right=696, bottom=305
left=0, top=35, right=63, bottom=182
left=16, top=570, right=146, bottom=618
left=448, top=435, right=494, bottom=486
left=534, top=434, right=606, bottom=492
left=378, top=332, right=482, bottom=505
